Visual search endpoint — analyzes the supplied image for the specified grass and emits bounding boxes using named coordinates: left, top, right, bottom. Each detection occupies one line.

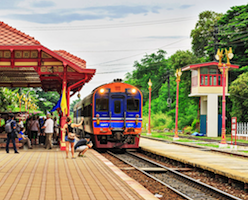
left=196, top=143, right=220, bottom=148
left=141, top=131, right=248, bottom=149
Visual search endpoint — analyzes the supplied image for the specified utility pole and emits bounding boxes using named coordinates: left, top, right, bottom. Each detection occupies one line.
left=214, top=25, right=219, bottom=61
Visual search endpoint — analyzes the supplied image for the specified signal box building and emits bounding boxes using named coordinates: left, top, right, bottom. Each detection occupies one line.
left=182, top=62, right=238, bottom=137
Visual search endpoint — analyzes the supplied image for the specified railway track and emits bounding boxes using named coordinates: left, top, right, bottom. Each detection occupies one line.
left=108, top=150, right=242, bottom=200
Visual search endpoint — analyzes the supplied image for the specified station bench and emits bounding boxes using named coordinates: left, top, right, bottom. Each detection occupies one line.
left=0, top=133, right=23, bottom=149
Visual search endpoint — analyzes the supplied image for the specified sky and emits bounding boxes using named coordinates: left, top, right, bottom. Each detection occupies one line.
left=1, top=0, right=248, bottom=103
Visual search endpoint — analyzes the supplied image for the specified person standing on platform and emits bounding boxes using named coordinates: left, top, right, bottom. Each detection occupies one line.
left=62, top=116, right=84, bottom=159
left=42, top=114, right=54, bottom=150
left=5, top=114, right=19, bottom=154
left=39, top=117, right=45, bottom=145
left=30, top=116, right=39, bottom=145
left=74, top=135, right=92, bottom=157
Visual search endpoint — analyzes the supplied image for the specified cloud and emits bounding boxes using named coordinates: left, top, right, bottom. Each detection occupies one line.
left=0, top=0, right=21, bottom=9
left=5, top=5, right=162, bottom=24
left=179, top=4, right=194, bottom=9
left=32, top=1, right=55, bottom=8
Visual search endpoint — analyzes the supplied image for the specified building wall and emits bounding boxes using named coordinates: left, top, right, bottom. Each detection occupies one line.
left=190, top=68, right=229, bottom=95
left=207, top=94, right=218, bottom=137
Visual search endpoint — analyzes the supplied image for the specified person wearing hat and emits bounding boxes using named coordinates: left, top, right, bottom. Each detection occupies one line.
left=74, top=134, right=93, bottom=157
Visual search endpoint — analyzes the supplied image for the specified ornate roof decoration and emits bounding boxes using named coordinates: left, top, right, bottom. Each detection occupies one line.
left=54, top=50, right=86, bottom=69
left=0, top=21, right=41, bottom=45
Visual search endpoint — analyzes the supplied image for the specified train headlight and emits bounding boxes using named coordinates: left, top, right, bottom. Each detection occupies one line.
left=96, top=114, right=100, bottom=125
left=99, top=88, right=105, bottom=94
left=131, top=88, right=137, bottom=94
left=135, top=114, right=139, bottom=125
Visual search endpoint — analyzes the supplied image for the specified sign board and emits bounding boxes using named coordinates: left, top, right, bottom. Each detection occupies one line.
left=231, top=117, right=237, bottom=145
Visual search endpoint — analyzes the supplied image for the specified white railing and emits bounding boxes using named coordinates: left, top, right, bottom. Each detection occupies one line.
left=233, top=122, right=248, bottom=140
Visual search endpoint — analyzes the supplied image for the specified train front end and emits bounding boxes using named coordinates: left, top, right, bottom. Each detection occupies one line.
left=92, top=81, right=142, bottom=149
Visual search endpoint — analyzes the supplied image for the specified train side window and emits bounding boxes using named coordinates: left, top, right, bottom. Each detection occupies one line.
left=127, top=99, right=139, bottom=111
left=114, top=101, right=121, bottom=114
left=96, top=99, right=109, bottom=112
left=78, top=108, right=82, bottom=117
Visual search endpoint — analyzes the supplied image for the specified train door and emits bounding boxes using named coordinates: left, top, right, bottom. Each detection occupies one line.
left=111, top=97, right=125, bottom=118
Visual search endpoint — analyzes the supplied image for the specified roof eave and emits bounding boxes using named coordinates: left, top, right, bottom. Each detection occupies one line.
left=182, top=61, right=239, bottom=71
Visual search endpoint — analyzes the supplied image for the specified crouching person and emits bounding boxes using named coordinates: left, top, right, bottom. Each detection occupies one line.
left=19, top=127, right=32, bottom=149
left=74, top=135, right=93, bottom=157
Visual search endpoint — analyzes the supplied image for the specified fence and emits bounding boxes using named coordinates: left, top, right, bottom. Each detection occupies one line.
left=233, top=122, right=248, bottom=140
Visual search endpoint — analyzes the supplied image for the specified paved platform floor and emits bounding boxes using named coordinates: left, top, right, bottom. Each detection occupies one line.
left=0, top=147, right=157, bottom=200
left=140, top=137, right=248, bottom=184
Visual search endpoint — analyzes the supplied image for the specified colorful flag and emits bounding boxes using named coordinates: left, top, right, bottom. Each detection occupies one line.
left=60, top=88, right=68, bottom=115
left=50, top=95, right=62, bottom=113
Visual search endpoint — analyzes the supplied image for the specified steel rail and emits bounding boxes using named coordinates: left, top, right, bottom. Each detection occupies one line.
left=108, top=151, right=242, bottom=200
left=107, top=151, right=193, bottom=200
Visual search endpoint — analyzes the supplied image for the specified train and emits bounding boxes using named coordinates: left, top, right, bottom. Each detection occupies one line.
left=73, top=79, right=143, bottom=149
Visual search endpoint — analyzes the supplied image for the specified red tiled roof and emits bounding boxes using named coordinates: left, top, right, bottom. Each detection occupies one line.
left=0, top=21, right=41, bottom=45
left=53, top=50, right=86, bottom=69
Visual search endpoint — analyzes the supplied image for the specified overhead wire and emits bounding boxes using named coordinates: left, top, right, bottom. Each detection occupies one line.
left=88, top=38, right=188, bottom=67
left=21, top=17, right=195, bottom=31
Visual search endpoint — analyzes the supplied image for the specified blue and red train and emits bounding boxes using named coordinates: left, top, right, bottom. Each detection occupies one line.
left=73, top=79, right=143, bottom=149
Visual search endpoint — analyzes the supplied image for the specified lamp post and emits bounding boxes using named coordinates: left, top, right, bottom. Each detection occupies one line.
left=215, top=47, right=234, bottom=147
left=174, top=68, right=182, bottom=140
left=147, top=79, right=152, bottom=135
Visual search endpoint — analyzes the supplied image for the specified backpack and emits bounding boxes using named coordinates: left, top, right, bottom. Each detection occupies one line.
left=5, top=120, right=13, bottom=133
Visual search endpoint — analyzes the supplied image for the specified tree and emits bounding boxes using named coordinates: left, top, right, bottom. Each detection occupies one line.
left=229, top=72, right=248, bottom=122
left=0, top=88, right=18, bottom=112
left=190, top=11, right=222, bottom=58
left=125, top=49, right=201, bottom=129
left=125, top=49, right=170, bottom=104
left=35, top=88, right=60, bottom=114
left=216, top=4, right=248, bottom=72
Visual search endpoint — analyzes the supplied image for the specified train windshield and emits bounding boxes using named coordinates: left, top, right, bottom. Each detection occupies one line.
left=96, top=99, right=109, bottom=111
left=127, top=99, right=139, bottom=111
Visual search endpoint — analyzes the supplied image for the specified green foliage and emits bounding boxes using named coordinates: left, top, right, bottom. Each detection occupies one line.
left=190, top=11, right=223, bottom=58
left=124, top=49, right=171, bottom=104
left=229, top=72, right=248, bottom=121
left=142, top=112, right=172, bottom=130
left=184, top=126, right=192, bottom=134
left=191, top=118, right=200, bottom=130
left=0, top=88, right=18, bottom=112
left=34, top=88, right=60, bottom=115
left=126, top=50, right=200, bottom=130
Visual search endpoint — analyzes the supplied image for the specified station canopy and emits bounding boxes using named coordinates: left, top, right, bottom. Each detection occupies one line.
left=0, top=21, right=96, bottom=94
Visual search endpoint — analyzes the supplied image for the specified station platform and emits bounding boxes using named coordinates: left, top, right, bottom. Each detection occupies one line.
left=0, top=147, right=157, bottom=200
left=140, top=137, right=248, bottom=184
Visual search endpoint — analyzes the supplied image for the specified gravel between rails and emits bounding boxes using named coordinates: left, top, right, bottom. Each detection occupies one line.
left=101, top=152, right=185, bottom=200
left=136, top=152, right=248, bottom=200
